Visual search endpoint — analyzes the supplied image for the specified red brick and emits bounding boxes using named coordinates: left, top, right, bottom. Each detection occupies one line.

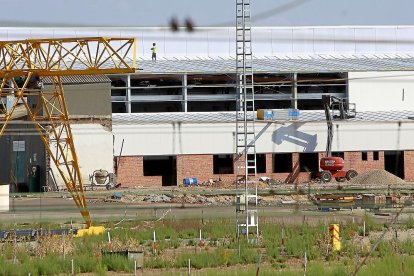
left=404, top=151, right=414, bottom=181
left=116, top=150, right=413, bottom=187
left=115, top=156, right=161, bottom=188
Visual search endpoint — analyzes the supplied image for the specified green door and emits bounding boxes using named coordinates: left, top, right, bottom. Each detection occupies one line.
left=11, top=140, right=27, bottom=191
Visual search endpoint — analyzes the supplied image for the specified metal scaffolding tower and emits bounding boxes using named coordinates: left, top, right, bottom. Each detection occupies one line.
left=235, top=0, right=259, bottom=242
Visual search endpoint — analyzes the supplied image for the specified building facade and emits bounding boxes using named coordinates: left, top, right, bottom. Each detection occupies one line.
left=2, top=26, right=414, bottom=188
left=112, top=111, right=414, bottom=186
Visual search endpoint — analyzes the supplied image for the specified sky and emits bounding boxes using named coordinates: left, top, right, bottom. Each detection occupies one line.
left=0, top=0, right=413, bottom=27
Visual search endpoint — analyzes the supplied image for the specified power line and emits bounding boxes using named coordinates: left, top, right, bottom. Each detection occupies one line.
left=0, top=0, right=310, bottom=28
left=209, top=0, right=310, bottom=27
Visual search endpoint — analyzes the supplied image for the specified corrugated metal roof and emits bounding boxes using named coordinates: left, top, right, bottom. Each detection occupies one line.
left=134, top=54, right=414, bottom=74
left=43, top=75, right=111, bottom=85
left=112, top=110, right=414, bottom=125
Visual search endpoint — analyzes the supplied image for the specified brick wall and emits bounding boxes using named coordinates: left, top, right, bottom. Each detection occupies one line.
left=404, top=151, right=414, bottom=181
left=116, top=156, right=161, bottom=188
left=176, top=153, right=308, bottom=184
left=256, top=152, right=310, bottom=184
left=116, top=150, right=412, bottom=187
left=345, top=151, right=384, bottom=173
left=176, top=154, right=216, bottom=184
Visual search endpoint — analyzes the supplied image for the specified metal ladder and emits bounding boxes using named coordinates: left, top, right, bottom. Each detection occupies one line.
left=235, top=0, right=259, bottom=243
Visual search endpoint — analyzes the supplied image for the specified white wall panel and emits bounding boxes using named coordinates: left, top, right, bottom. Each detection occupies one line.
left=354, top=28, right=376, bottom=53
left=254, top=29, right=272, bottom=56
left=2, top=26, right=413, bottom=58
left=334, top=28, right=355, bottom=53
left=186, top=32, right=209, bottom=57
left=113, top=123, right=234, bottom=156
left=349, top=71, right=414, bottom=111
left=271, top=28, right=293, bottom=54
left=292, top=28, right=314, bottom=54
left=396, top=27, right=414, bottom=53
left=313, top=28, right=335, bottom=54
left=113, top=121, right=414, bottom=156
left=51, top=124, right=114, bottom=187
left=376, top=28, right=397, bottom=53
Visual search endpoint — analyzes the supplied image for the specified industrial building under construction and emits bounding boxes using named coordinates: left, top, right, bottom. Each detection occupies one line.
left=1, top=26, right=414, bottom=191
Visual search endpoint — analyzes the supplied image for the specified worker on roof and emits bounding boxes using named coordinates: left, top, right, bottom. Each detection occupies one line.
left=151, top=43, right=157, bottom=61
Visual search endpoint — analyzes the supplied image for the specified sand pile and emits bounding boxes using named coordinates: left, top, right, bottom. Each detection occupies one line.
left=349, top=169, right=405, bottom=185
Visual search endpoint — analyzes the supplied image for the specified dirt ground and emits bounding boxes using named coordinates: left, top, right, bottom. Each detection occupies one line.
left=3, top=178, right=414, bottom=226
left=77, top=263, right=286, bottom=276
left=2, top=192, right=399, bottom=227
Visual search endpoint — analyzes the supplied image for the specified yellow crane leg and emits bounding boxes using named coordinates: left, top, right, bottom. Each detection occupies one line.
left=0, top=36, right=137, bottom=232
left=0, top=73, right=92, bottom=228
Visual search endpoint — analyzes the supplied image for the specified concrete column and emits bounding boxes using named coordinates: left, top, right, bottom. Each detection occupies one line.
left=182, top=74, right=188, bottom=112
left=291, top=73, right=298, bottom=109
left=126, top=74, right=131, bottom=113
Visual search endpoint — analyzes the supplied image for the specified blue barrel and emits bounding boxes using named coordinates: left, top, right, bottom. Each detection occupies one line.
left=183, top=178, right=198, bottom=186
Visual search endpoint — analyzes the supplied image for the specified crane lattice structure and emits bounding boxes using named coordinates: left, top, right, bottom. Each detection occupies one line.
left=235, top=0, right=259, bottom=242
left=0, top=37, right=136, bottom=227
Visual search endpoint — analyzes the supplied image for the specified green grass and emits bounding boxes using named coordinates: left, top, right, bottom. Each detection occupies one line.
left=402, top=215, right=414, bottom=229
left=358, top=254, right=414, bottom=276
left=1, top=215, right=414, bottom=275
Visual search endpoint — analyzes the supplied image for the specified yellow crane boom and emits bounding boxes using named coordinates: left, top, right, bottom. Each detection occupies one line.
left=0, top=37, right=136, bottom=77
left=0, top=37, right=136, bottom=228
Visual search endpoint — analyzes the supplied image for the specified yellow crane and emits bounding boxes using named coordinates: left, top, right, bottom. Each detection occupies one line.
left=0, top=37, right=136, bottom=228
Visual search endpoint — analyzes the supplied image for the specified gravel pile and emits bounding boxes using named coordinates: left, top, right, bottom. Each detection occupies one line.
left=349, top=169, right=405, bottom=185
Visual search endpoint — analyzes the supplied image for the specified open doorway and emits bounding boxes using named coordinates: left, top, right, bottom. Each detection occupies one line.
left=273, top=153, right=293, bottom=173
left=384, top=151, right=404, bottom=179
left=299, top=152, right=319, bottom=172
left=143, top=156, right=177, bottom=186
left=213, top=154, right=234, bottom=174
left=256, top=154, right=266, bottom=174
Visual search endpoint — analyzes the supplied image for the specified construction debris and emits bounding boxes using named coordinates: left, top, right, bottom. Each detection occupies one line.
left=111, top=193, right=123, bottom=200
left=96, top=192, right=312, bottom=207
left=259, top=177, right=285, bottom=186
left=143, top=194, right=172, bottom=203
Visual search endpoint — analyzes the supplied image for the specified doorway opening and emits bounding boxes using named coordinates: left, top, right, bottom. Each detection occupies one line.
left=384, top=151, right=404, bottom=179
left=143, top=156, right=177, bottom=186
left=299, top=153, right=319, bottom=172
left=213, top=154, right=234, bottom=174
left=273, top=153, right=293, bottom=173
left=256, top=154, right=266, bottom=174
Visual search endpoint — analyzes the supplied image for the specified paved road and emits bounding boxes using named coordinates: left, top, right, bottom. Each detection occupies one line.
left=0, top=194, right=371, bottom=226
